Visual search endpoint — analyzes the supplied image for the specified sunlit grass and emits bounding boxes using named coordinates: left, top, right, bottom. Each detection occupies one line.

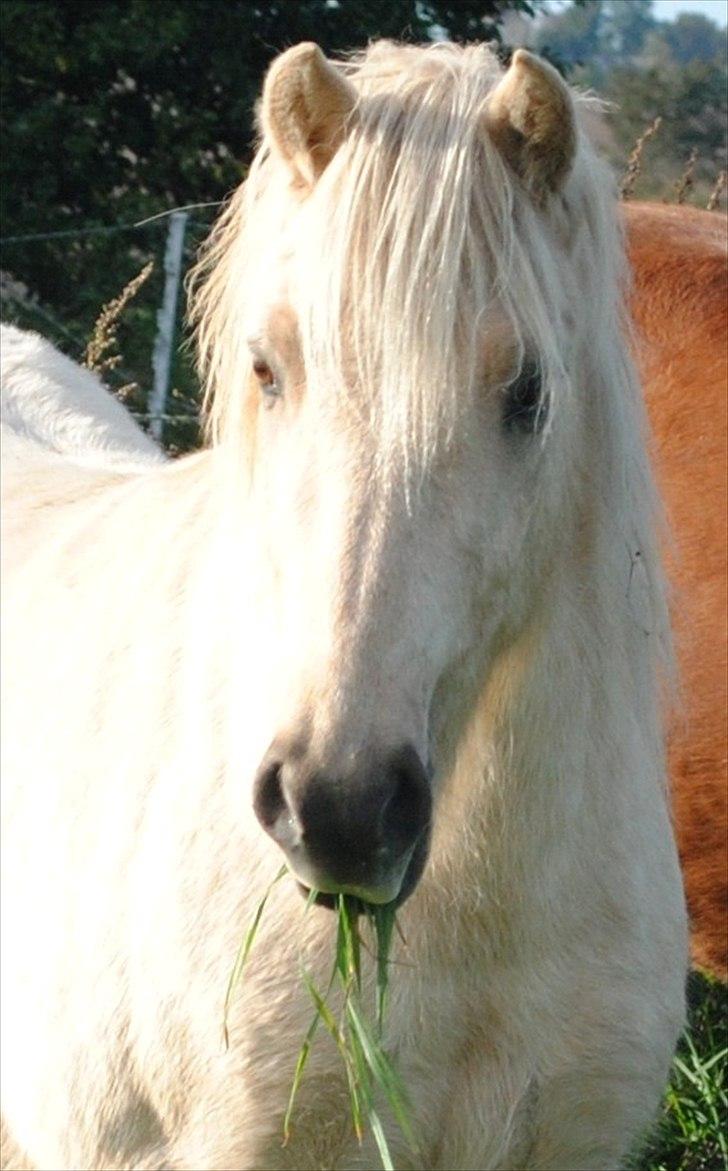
left=224, top=872, right=418, bottom=1170
left=633, top=972, right=727, bottom=1171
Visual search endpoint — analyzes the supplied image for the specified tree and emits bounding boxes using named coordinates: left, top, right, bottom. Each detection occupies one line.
left=605, top=0, right=655, bottom=57
left=659, top=12, right=726, bottom=65
left=1, top=0, right=542, bottom=241
left=0, top=0, right=542, bottom=428
left=528, top=0, right=726, bottom=208
left=533, top=0, right=605, bottom=68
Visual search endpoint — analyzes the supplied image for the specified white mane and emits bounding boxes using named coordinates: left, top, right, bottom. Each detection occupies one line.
left=191, top=38, right=671, bottom=724
left=193, top=44, right=629, bottom=477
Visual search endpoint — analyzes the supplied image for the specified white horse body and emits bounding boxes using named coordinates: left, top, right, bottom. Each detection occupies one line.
left=1, top=42, right=686, bottom=1171
left=0, top=324, right=164, bottom=471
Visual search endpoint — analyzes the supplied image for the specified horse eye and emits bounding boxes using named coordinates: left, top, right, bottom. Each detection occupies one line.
left=502, top=360, right=546, bottom=434
left=252, top=357, right=281, bottom=402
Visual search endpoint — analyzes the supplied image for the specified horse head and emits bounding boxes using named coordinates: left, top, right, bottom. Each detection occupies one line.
left=192, top=42, right=646, bottom=908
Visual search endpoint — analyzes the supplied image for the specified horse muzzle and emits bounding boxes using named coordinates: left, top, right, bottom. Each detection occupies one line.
left=253, top=740, right=432, bottom=907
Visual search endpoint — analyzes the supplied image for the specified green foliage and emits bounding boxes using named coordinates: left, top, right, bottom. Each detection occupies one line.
left=224, top=873, right=409, bottom=1170
left=534, top=0, right=606, bottom=68
left=0, top=0, right=538, bottom=239
left=534, top=0, right=725, bottom=74
left=607, top=57, right=727, bottom=200
left=534, top=1, right=727, bottom=206
left=605, top=0, right=655, bottom=58
left=659, top=13, right=726, bottom=67
left=634, top=973, right=727, bottom=1171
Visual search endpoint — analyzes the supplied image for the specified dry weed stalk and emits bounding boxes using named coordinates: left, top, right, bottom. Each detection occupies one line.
left=84, top=261, right=154, bottom=398
left=707, top=170, right=726, bottom=212
left=620, top=117, right=662, bottom=201
left=673, top=148, right=699, bottom=205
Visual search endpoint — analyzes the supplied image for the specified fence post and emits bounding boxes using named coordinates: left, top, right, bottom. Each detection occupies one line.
left=149, top=210, right=189, bottom=442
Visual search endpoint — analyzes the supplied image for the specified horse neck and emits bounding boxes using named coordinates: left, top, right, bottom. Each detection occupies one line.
left=419, top=511, right=667, bottom=937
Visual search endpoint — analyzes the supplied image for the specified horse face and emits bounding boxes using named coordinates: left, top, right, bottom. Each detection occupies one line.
left=239, top=44, right=577, bottom=906
left=245, top=292, right=565, bottom=906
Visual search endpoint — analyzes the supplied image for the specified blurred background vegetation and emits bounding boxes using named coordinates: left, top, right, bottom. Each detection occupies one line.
left=528, top=1, right=727, bottom=201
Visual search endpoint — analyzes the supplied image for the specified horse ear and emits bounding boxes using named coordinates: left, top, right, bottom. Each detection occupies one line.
left=261, top=43, right=356, bottom=187
left=485, top=49, right=575, bottom=202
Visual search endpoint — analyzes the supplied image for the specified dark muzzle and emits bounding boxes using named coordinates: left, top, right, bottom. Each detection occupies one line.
left=253, top=740, right=432, bottom=906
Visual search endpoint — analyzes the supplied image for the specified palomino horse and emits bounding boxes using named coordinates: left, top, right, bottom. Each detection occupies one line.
left=626, top=201, right=727, bottom=982
left=1, top=43, right=689, bottom=1171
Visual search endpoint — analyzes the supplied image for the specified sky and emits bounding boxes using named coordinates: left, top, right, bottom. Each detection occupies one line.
left=545, top=0, right=728, bottom=25
left=651, top=0, right=728, bottom=25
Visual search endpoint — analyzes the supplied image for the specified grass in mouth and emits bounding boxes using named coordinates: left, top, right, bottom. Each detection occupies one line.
left=223, top=869, right=419, bottom=1170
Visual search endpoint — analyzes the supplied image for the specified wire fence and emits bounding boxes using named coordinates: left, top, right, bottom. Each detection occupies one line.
left=1, top=202, right=223, bottom=451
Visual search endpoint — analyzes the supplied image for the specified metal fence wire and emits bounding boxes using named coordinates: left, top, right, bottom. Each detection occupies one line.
left=0, top=202, right=223, bottom=451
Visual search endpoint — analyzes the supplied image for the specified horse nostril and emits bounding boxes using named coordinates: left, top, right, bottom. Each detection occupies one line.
left=380, top=748, right=432, bottom=852
left=253, top=758, right=287, bottom=831
left=252, top=740, right=431, bottom=903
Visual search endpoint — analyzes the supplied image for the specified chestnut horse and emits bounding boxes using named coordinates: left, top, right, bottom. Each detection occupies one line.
left=627, top=201, right=727, bottom=981
left=1, top=42, right=693, bottom=1171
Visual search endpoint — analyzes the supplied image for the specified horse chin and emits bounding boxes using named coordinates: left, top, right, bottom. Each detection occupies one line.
left=295, top=828, right=431, bottom=913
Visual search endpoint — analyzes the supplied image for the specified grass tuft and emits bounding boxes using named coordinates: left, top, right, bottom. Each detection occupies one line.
left=620, top=116, right=663, bottom=201
left=226, top=880, right=726, bottom=1170
left=707, top=170, right=727, bottom=212
left=633, top=972, right=727, bottom=1171
left=224, top=873, right=418, bottom=1168
left=83, top=260, right=154, bottom=397
left=673, top=148, right=699, bottom=206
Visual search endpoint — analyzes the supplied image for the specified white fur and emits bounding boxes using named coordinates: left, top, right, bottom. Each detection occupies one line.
left=0, top=323, right=164, bottom=471
left=1, top=41, right=686, bottom=1171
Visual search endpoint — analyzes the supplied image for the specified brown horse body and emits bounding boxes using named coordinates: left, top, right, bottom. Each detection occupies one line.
left=627, top=202, right=727, bottom=980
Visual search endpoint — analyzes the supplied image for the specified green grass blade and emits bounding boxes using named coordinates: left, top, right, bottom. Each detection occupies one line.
left=336, top=894, right=362, bottom=989
left=284, top=956, right=339, bottom=1144
left=371, top=905, right=396, bottom=1034
left=335, top=896, right=350, bottom=985
left=304, top=886, right=320, bottom=913
left=342, top=1022, right=367, bottom=1142
left=367, top=1105, right=396, bottom=1171
left=302, top=967, right=348, bottom=1058
left=302, top=967, right=367, bottom=1143
left=222, top=864, right=287, bottom=1049
left=226, top=876, right=416, bottom=1169
left=345, top=1011, right=397, bottom=1168
left=346, top=996, right=418, bottom=1153
left=283, top=1016, right=318, bottom=1145
left=696, top=1045, right=727, bottom=1075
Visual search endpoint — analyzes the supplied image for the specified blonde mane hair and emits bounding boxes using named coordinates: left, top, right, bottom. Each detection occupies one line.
left=190, top=36, right=668, bottom=673
left=192, top=44, right=629, bottom=470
